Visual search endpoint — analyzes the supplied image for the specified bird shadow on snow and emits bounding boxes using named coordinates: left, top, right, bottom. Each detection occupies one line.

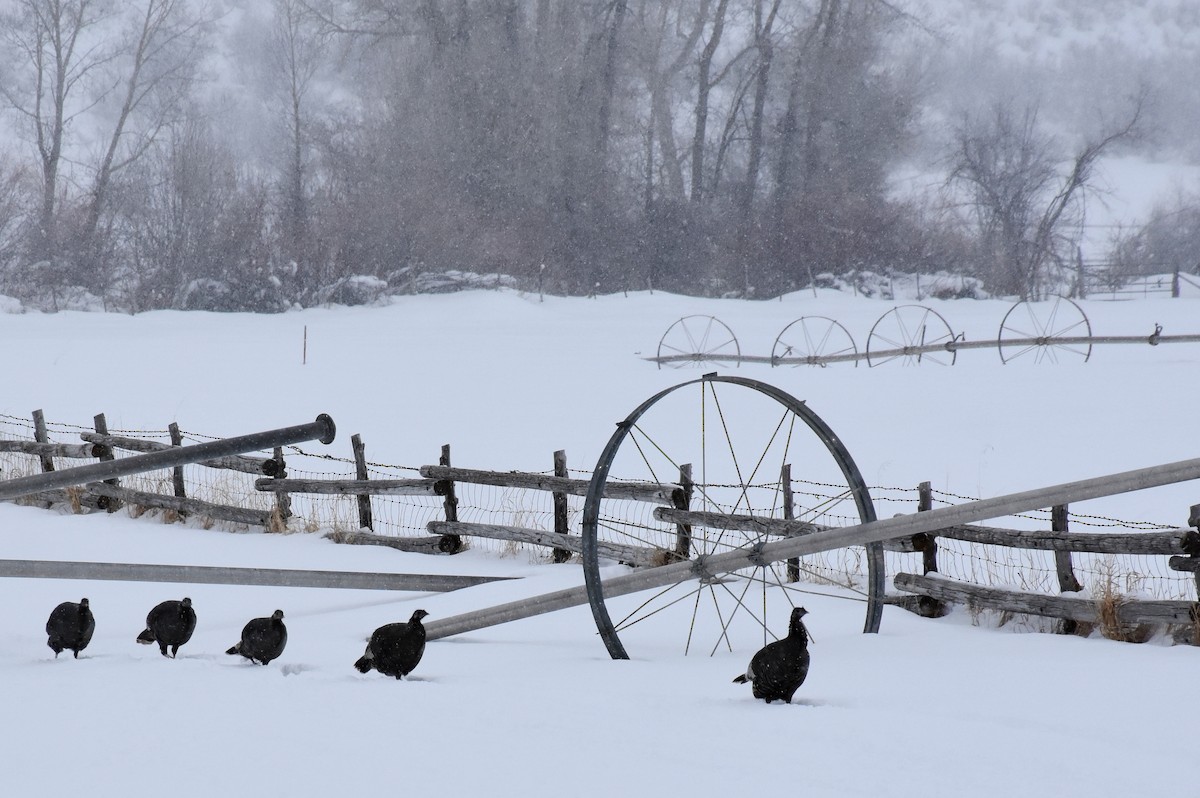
left=350, top=673, right=438, bottom=685
left=727, top=696, right=840, bottom=709
left=277, top=663, right=318, bottom=676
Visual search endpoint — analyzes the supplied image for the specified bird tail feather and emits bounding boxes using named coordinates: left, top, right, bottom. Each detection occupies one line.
left=226, top=644, right=240, bottom=655
left=354, top=656, right=372, bottom=674
left=732, top=674, right=748, bottom=684
left=136, top=629, right=154, bottom=644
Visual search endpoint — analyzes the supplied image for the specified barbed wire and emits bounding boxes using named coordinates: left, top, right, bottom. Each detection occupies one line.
left=2, top=413, right=1195, bottom=599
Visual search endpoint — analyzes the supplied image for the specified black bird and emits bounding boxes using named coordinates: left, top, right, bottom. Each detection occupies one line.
left=136, top=597, right=197, bottom=658
left=354, top=609, right=429, bottom=679
left=46, top=598, right=95, bottom=659
left=226, top=609, right=287, bottom=665
left=732, top=606, right=811, bottom=704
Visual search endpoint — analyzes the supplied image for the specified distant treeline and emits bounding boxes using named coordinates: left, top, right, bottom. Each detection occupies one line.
left=0, top=1, right=1194, bottom=312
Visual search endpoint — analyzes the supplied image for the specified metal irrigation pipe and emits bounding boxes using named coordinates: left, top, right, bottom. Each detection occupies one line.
left=0, top=414, right=337, bottom=502
left=423, top=454, right=1200, bottom=644
left=650, top=332, right=1200, bottom=367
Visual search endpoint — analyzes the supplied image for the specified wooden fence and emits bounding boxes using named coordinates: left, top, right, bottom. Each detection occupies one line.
left=885, top=482, right=1200, bottom=642
left=3, top=410, right=1198, bottom=643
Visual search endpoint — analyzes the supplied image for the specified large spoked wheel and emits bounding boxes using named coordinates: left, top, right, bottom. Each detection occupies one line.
left=866, top=305, right=958, bottom=366
left=581, top=375, right=881, bottom=660
left=655, top=315, right=740, bottom=369
left=998, top=296, right=1093, bottom=363
left=771, top=316, right=859, bottom=367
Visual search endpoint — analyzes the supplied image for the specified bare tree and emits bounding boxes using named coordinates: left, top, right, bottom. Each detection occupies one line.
left=81, top=0, right=208, bottom=249
left=737, top=0, right=783, bottom=217
left=0, top=161, right=33, bottom=276
left=632, top=0, right=709, bottom=205
left=0, top=0, right=117, bottom=263
left=264, top=0, right=329, bottom=289
left=950, top=96, right=1143, bottom=298
left=689, top=0, right=730, bottom=204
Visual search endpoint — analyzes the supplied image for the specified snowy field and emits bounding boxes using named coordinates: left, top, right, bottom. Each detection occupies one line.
left=2, top=285, right=1200, bottom=797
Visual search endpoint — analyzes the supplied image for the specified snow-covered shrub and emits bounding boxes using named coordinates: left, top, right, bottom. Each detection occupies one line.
left=173, top=277, right=288, bottom=313
left=311, top=275, right=388, bottom=306
left=386, top=267, right=521, bottom=295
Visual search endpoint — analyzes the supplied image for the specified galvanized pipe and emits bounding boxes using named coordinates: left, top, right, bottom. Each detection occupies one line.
left=0, top=414, right=336, bottom=502
left=0, top=559, right=511, bottom=592
left=425, top=454, right=1200, bottom=642
left=651, top=333, right=1200, bottom=367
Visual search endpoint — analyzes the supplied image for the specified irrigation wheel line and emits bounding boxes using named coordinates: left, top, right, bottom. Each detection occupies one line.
left=865, top=304, right=959, bottom=366
left=997, top=296, right=1093, bottom=363
left=771, top=316, right=859, bottom=367
left=655, top=315, right=741, bottom=369
left=581, top=374, right=881, bottom=661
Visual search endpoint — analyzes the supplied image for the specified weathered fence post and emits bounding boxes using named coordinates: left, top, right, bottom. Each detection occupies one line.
left=167, top=423, right=187, bottom=501
left=917, top=481, right=938, bottom=574
left=1188, top=504, right=1200, bottom=605
left=167, top=422, right=188, bottom=522
left=92, top=414, right=121, bottom=513
left=673, top=463, right=694, bottom=561
left=437, top=444, right=463, bottom=554
left=269, top=446, right=291, bottom=531
left=1052, top=503, right=1083, bottom=634
left=913, top=481, right=947, bottom=617
left=351, top=434, right=373, bottom=531
left=32, top=409, right=54, bottom=474
left=783, top=464, right=799, bottom=582
left=551, top=449, right=572, bottom=563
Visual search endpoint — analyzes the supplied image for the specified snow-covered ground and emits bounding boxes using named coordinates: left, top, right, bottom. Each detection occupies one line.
left=2, top=287, right=1199, bottom=797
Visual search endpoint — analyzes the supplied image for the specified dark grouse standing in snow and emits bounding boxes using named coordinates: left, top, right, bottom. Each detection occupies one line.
left=46, top=598, right=95, bottom=659
left=354, top=609, right=429, bottom=679
left=136, top=597, right=197, bottom=658
left=226, top=609, right=287, bottom=665
left=732, top=606, right=811, bottom=704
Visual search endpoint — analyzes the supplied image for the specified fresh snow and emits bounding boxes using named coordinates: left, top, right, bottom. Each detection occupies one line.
left=2, top=287, right=1199, bottom=797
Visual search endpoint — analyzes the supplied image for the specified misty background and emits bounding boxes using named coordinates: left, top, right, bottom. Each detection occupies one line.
left=1, top=0, right=1198, bottom=313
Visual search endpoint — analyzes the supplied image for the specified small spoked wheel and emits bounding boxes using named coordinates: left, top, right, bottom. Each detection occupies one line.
left=654, top=315, right=740, bottom=369
left=581, top=375, right=880, bottom=660
left=771, top=316, right=859, bottom=367
left=866, top=305, right=958, bottom=366
left=997, top=296, right=1093, bottom=363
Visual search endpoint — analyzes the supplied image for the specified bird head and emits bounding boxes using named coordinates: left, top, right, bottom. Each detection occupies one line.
left=410, top=609, right=430, bottom=623
left=79, top=598, right=90, bottom=609
left=272, top=609, right=285, bottom=620
left=181, top=597, right=193, bottom=609
left=789, top=606, right=811, bottom=641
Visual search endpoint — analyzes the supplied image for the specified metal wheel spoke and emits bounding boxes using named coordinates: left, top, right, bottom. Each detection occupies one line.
left=727, top=563, right=870, bottom=601
left=613, top=580, right=703, bottom=632
left=707, top=573, right=764, bottom=656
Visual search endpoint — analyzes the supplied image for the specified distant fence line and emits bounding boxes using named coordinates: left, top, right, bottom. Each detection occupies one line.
left=2, top=410, right=1199, bottom=639
left=1076, top=262, right=1200, bottom=300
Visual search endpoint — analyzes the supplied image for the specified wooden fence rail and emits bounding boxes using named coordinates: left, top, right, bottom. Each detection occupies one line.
left=5, top=411, right=1199, bottom=645
left=894, top=572, right=1196, bottom=626
left=0, top=440, right=99, bottom=459
left=418, top=464, right=681, bottom=504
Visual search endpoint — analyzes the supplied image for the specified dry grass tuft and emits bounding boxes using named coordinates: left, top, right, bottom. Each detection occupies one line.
left=1093, top=557, right=1154, bottom=643
left=266, top=506, right=289, bottom=534
left=65, top=486, right=83, bottom=514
